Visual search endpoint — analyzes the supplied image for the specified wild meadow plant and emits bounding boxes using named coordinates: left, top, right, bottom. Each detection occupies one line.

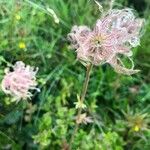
left=67, top=1, right=144, bottom=149
left=0, top=0, right=147, bottom=149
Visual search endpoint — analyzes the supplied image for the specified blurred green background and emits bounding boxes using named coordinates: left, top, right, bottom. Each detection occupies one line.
left=0, top=0, right=150, bottom=149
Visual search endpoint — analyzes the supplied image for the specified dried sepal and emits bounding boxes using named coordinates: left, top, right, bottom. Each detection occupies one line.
left=76, top=113, right=93, bottom=125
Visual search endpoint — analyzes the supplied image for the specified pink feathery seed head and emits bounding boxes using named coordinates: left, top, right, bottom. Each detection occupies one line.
left=68, top=8, right=144, bottom=75
left=1, top=61, right=39, bottom=101
left=67, top=25, right=91, bottom=49
left=103, top=8, right=145, bottom=46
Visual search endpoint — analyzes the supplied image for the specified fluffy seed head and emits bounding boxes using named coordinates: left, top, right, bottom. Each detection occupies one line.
left=68, top=8, right=144, bottom=75
left=1, top=61, right=39, bottom=102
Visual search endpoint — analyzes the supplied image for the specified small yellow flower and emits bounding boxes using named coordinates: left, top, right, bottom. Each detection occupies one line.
left=18, top=42, right=26, bottom=49
left=133, top=125, right=140, bottom=132
left=15, top=14, right=21, bottom=20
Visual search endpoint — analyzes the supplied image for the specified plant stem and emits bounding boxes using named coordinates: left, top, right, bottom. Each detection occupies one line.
left=69, top=63, right=93, bottom=150
left=109, top=0, right=115, bottom=11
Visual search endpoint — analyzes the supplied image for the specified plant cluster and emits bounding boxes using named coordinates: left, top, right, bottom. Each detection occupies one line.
left=0, top=0, right=149, bottom=150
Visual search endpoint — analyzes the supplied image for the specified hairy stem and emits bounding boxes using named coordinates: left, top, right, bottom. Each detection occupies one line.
left=69, top=63, right=93, bottom=149
left=109, top=0, right=115, bottom=11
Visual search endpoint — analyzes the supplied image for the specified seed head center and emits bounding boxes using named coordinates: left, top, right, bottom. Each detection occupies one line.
left=92, top=35, right=105, bottom=47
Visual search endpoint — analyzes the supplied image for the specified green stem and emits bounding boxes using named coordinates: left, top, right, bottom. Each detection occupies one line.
left=69, top=63, right=93, bottom=150
left=108, top=0, right=115, bottom=11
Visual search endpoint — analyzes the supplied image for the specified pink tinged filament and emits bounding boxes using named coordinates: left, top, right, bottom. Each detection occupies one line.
left=1, top=61, right=39, bottom=101
left=68, top=9, right=144, bottom=75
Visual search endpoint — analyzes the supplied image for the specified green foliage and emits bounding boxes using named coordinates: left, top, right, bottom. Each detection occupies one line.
left=99, top=131, right=124, bottom=150
left=0, top=0, right=150, bottom=149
